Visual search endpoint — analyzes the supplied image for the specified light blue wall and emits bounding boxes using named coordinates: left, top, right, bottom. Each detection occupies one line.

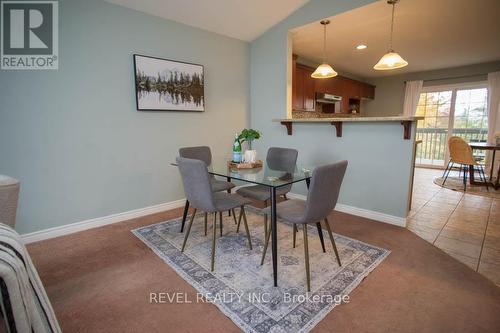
left=1, top=0, right=417, bottom=233
left=0, top=0, right=249, bottom=233
left=250, top=0, right=416, bottom=218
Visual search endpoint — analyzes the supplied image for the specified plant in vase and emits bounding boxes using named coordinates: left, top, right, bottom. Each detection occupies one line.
left=238, top=129, right=261, bottom=163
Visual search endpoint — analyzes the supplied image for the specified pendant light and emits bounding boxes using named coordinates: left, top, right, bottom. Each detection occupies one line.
left=374, top=0, right=408, bottom=70
left=311, top=20, right=337, bottom=79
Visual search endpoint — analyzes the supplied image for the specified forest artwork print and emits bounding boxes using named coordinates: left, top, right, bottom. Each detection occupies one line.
left=134, top=55, right=204, bottom=111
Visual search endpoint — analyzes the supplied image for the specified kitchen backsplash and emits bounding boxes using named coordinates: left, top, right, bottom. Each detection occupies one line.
left=292, top=103, right=346, bottom=118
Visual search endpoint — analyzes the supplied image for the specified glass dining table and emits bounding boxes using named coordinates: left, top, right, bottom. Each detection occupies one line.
left=173, top=159, right=314, bottom=287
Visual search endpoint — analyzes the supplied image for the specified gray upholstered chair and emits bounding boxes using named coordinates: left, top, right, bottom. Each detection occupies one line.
left=236, top=147, right=298, bottom=237
left=261, top=160, right=348, bottom=291
left=176, top=157, right=253, bottom=271
left=0, top=175, right=20, bottom=229
left=179, top=146, right=235, bottom=232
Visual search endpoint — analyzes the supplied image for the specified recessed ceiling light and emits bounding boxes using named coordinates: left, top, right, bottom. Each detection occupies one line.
left=356, top=44, right=367, bottom=50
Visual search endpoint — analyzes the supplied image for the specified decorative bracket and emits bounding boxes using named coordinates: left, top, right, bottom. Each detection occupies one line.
left=281, top=121, right=293, bottom=135
left=280, top=119, right=412, bottom=140
left=331, top=121, right=342, bottom=137
left=401, top=121, right=411, bottom=140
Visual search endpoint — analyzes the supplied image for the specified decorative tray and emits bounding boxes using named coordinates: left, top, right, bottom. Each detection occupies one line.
left=227, top=160, right=263, bottom=169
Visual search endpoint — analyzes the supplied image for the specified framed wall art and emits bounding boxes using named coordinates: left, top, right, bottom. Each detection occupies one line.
left=134, top=54, right=204, bottom=111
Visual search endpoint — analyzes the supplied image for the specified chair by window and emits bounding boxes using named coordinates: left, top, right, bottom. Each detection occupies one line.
left=442, top=136, right=488, bottom=190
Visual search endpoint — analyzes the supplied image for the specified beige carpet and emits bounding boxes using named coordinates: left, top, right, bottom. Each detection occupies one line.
left=27, top=204, right=500, bottom=333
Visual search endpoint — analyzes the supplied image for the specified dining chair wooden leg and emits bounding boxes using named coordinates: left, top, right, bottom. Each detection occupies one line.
left=260, top=215, right=271, bottom=265
left=204, top=212, right=208, bottom=236
left=181, top=209, right=197, bottom=252
left=324, top=218, right=342, bottom=266
left=241, top=206, right=252, bottom=250
left=231, top=209, right=238, bottom=225
left=236, top=208, right=243, bottom=233
left=293, top=224, right=297, bottom=248
left=302, top=224, right=311, bottom=292
left=211, top=212, right=217, bottom=271
left=219, top=212, right=223, bottom=237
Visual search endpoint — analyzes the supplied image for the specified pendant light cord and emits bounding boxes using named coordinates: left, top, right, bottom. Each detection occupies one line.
left=323, top=23, right=327, bottom=63
left=389, top=2, right=395, bottom=51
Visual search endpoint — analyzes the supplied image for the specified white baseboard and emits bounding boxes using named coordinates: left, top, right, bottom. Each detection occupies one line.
left=335, top=204, right=407, bottom=227
left=286, top=193, right=407, bottom=227
left=21, top=199, right=186, bottom=244
left=22, top=189, right=405, bottom=244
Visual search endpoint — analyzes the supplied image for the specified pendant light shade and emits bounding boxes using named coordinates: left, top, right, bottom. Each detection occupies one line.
left=312, top=20, right=337, bottom=79
left=311, top=63, right=337, bottom=78
left=374, top=0, right=408, bottom=71
left=373, top=51, right=408, bottom=70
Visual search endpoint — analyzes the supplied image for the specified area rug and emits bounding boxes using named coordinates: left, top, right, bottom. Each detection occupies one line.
left=434, top=177, right=500, bottom=199
left=132, top=207, right=389, bottom=333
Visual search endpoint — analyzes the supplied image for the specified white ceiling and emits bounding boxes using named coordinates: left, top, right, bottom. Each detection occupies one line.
left=292, top=0, right=500, bottom=78
left=105, top=0, right=310, bottom=41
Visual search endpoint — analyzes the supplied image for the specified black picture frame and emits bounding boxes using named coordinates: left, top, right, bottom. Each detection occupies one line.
left=133, top=54, right=205, bottom=112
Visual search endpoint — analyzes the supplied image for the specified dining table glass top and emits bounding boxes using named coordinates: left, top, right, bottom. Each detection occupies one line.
left=210, top=160, right=313, bottom=188
left=172, top=158, right=314, bottom=188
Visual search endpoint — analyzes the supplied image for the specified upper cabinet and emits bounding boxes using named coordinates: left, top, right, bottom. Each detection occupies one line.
left=342, top=78, right=361, bottom=99
left=314, top=76, right=375, bottom=100
left=292, top=56, right=375, bottom=113
left=293, top=62, right=316, bottom=111
left=361, top=82, right=375, bottom=99
left=314, top=76, right=344, bottom=96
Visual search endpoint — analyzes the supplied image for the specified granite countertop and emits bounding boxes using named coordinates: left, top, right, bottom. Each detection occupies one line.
left=274, top=115, right=423, bottom=123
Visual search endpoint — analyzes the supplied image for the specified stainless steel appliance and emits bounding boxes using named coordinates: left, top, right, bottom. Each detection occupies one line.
left=315, top=93, right=342, bottom=113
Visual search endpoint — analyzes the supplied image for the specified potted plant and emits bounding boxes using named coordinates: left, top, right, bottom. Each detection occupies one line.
left=238, top=129, right=261, bottom=163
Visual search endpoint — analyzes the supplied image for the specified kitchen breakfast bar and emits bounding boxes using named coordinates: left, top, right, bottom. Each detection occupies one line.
left=274, top=115, right=423, bottom=140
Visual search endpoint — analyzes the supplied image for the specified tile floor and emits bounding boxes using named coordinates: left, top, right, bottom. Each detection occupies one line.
left=408, top=167, right=500, bottom=286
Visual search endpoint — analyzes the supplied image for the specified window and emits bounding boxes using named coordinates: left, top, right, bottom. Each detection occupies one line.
left=415, top=84, right=488, bottom=167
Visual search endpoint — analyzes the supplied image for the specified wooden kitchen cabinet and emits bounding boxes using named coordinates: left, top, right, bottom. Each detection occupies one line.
left=292, top=56, right=375, bottom=113
left=292, top=63, right=303, bottom=110
left=361, top=83, right=375, bottom=99
left=343, top=78, right=361, bottom=98
left=313, top=74, right=374, bottom=100
left=303, top=66, right=315, bottom=110
left=314, top=76, right=344, bottom=96
left=293, top=63, right=316, bottom=111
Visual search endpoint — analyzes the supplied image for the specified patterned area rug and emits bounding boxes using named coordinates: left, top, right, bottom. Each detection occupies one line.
left=132, top=207, right=389, bottom=333
left=434, top=177, right=500, bottom=199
